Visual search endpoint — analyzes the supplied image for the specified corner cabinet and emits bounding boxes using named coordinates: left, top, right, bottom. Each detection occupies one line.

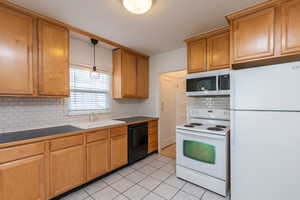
left=38, top=20, right=70, bottom=97
left=0, top=3, right=70, bottom=97
left=185, top=27, right=230, bottom=74
left=0, top=4, right=35, bottom=96
left=113, top=49, right=149, bottom=99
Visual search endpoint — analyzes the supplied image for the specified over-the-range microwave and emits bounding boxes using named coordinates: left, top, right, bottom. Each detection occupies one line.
left=186, top=69, right=230, bottom=96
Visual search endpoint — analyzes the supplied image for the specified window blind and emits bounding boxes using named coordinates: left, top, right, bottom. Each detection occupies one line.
left=69, top=67, right=111, bottom=114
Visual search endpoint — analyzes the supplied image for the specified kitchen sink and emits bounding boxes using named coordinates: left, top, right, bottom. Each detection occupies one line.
left=74, top=120, right=126, bottom=129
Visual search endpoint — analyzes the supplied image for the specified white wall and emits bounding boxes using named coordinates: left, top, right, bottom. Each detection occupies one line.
left=142, top=47, right=187, bottom=117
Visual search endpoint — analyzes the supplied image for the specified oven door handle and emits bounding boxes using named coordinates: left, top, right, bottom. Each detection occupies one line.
left=177, top=130, right=225, bottom=140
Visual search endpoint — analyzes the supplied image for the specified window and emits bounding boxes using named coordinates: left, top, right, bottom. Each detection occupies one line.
left=68, top=66, right=111, bottom=114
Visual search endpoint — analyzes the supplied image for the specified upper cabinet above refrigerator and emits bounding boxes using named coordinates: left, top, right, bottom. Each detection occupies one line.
left=227, top=0, right=300, bottom=69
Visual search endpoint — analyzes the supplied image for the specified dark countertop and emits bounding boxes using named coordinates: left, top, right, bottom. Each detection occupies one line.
left=0, top=125, right=82, bottom=144
left=115, top=116, right=157, bottom=123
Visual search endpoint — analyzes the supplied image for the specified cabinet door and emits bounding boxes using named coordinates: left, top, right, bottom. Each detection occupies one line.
left=0, top=5, right=34, bottom=95
left=232, top=7, right=275, bottom=63
left=281, top=0, right=300, bottom=55
left=0, top=155, right=45, bottom=200
left=110, top=134, right=128, bottom=170
left=50, top=145, right=85, bottom=197
left=187, top=39, right=207, bottom=73
left=122, top=51, right=137, bottom=97
left=136, top=56, right=149, bottom=98
left=207, top=32, right=230, bottom=71
left=87, top=139, right=109, bottom=181
left=38, top=20, right=69, bottom=96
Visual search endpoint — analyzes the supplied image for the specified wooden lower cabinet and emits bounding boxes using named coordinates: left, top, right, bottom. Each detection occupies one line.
left=148, top=120, right=159, bottom=153
left=110, top=133, right=128, bottom=170
left=86, top=139, right=110, bottom=181
left=0, top=155, right=46, bottom=200
left=50, top=145, right=85, bottom=198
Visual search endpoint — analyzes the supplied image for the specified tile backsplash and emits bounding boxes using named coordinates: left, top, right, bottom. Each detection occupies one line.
left=0, top=97, right=145, bottom=133
left=187, top=96, right=230, bottom=109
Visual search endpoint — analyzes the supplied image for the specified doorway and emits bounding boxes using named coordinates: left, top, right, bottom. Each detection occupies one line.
left=159, top=70, right=187, bottom=156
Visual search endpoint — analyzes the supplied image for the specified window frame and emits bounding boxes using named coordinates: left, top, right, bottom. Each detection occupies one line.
left=67, top=65, right=112, bottom=116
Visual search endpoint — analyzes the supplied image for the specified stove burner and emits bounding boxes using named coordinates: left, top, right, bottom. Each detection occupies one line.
left=207, top=127, right=223, bottom=131
left=184, top=124, right=194, bottom=128
left=190, top=123, right=203, bottom=126
left=216, top=125, right=226, bottom=128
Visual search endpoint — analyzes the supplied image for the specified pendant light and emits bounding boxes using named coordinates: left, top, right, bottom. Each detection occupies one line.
left=123, top=0, right=152, bottom=15
left=90, top=38, right=99, bottom=79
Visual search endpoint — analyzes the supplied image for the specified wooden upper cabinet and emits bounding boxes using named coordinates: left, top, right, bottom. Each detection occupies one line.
left=187, top=39, right=207, bottom=73
left=231, top=7, right=275, bottom=63
left=122, top=50, right=137, bottom=98
left=113, top=49, right=149, bottom=99
left=136, top=56, right=149, bottom=98
left=0, top=5, right=34, bottom=96
left=38, top=19, right=69, bottom=97
left=281, top=0, right=300, bottom=55
left=207, top=31, right=230, bottom=70
left=186, top=27, right=229, bottom=73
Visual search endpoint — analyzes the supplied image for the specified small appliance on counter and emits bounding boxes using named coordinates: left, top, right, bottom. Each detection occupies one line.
left=186, top=69, right=230, bottom=96
left=176, top=108, right=230, bottom=196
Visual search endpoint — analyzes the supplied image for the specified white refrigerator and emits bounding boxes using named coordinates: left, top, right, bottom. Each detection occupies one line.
left=230, top=61, right=300, bottom=200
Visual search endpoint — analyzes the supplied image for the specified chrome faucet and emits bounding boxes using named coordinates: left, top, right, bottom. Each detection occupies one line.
left=89, top=112, right=97, bottom=122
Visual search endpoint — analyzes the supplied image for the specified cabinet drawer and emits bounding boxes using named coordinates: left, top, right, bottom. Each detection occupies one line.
left=149, top=127, right=158, bottom=135
left=110, top=126, right=127, bottom=137
left=50, top=135, right=83, bottom=151
left=149, top=134, right=158, bottom=144
left=87, top=129, right=109, bottom=143
left=0, top=142, right=45, bottom=164
left=148, top=120, right=158, bottom=128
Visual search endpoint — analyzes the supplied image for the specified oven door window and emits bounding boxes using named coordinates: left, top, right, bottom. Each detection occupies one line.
left=187, top=76, right=216, bottom=92
left=218, top=74, right=230, bottom=90
left=183, top=140, right=215, bottom=164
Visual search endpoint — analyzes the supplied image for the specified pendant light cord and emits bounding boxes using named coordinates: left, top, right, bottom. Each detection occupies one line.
left=91, top=38, right=99, bottom=71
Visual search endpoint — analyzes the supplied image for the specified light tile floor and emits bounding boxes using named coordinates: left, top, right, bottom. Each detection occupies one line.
left=60, top=153, right=226, bottom=200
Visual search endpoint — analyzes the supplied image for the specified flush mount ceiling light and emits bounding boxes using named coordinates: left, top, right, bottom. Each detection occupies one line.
left=123, top=0, right=153, bottom=14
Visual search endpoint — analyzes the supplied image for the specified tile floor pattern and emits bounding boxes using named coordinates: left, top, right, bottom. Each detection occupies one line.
left=60, top=154, right=225, bottom=200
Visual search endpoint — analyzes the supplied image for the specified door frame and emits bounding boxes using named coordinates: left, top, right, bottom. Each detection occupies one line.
left=157, top=70, right=187, bottom=152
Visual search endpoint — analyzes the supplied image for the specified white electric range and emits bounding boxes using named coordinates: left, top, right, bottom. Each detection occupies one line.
left=176, top=108, right=230, bottom=196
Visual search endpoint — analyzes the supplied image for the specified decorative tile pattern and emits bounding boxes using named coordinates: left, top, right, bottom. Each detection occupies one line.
left=54, top=154, right=228, bottom=200
left=0, top=97, right=144, bottom=133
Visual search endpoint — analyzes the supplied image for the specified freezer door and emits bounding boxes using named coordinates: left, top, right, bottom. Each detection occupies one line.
left=230, top=61, right=300, bottom=111
left=231, top=111, right=300, bottom=200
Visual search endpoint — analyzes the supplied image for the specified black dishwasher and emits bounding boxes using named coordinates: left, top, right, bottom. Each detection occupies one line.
left=128, top=123, right=148, bottom=164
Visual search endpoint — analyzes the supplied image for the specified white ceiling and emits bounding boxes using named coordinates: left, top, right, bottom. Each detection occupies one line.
left=10, top=0, right=265, bottom=56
